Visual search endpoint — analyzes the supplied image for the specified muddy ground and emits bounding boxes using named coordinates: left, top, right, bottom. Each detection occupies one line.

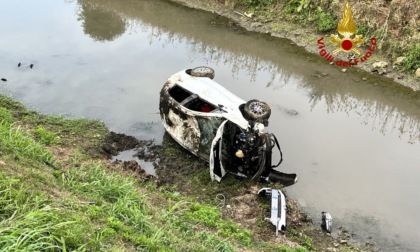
left=101, top=131, right=378, bottom=251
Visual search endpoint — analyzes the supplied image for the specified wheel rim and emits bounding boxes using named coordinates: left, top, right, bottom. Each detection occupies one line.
left=249, top=101, right=268, bottom=116
left=194, top=67, right=211, bottom=75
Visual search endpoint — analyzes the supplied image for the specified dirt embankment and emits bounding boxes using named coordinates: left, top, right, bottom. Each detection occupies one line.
left=166, top=0, right=420, bottom=91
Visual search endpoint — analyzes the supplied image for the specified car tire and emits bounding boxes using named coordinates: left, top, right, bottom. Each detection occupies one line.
left=190, top=66, right=215, bottom=79
left=243, top=99, right=271, bottom=120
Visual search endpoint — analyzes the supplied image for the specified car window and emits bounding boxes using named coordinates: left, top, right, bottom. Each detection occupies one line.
left=168, top=85, right=217, bottom=113
left=168, top=85, right=191, bottom=103
left=183, top=97, right=216, bottom=112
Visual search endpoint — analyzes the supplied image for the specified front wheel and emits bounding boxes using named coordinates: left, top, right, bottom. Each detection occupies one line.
left=243, top=99, right=271, bottom=120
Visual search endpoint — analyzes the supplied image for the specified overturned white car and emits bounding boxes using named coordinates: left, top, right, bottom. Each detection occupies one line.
left=159, top=67, right=297, bottom=185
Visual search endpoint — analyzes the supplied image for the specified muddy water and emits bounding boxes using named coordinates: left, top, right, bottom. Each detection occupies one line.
left=1, top=0, right=419, bottom=250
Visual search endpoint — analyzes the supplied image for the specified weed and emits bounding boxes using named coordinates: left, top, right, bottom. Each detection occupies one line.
left=62, top=164, right=146, bottom=206
left=283, top=0, right=313, bottom=14
left=186, top=203, right=221, bottom=228
left=295, top=246, right=310, bottom=252
left=242, top=0, right=278, bottom=7
left=356, top=23, right=371, bottom=37
left=0, top=174, right=83, bottom=251
left=0, top=121, right=53, bottom=163
left=0, top=207, right=70, bottom=251
left=299, top=233, right=315, bottom=250
left=21, top=113, right=107, bottom=150
left=33, top=126, right=59, bottom=145
left=0, top=95, right=25, bottom=112
left=282, top=0, right=336, bottom=32
left=61, top=164, right=176, bottom=250
left=0, top=108, right=14, bottom=125
left=315, top=12, right=336, bottom=33
left=185, top=202, right=252, bottom=245
left=199, top=231, right=234, bottom=251
left=398, top=44, right=420, bottom=73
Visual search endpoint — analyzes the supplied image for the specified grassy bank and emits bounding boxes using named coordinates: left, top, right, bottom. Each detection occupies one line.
left=231, top=0, right=419, bottom=73
left=1, top=94, right=323, bottom=251
left=168, top=0, right=419, bottom=90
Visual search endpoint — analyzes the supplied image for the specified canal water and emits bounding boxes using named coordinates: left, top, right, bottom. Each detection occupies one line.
left=1, top=0, right=419, bottom=250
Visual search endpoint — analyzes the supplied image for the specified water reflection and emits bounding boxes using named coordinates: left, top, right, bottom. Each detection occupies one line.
left=77, top=0, right=127, bottom=41
left=302, top=67, right=420, bottom=143
left=309, top=93, right=420, bottom=143
left=77, top=0, right=420, bottom=143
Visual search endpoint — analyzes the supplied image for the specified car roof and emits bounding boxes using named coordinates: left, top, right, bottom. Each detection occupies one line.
left=169, top=70, right=250, bottom=129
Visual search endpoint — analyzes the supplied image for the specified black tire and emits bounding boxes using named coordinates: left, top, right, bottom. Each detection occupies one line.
left=189, top=66, right=215, bottom=79
left=243, top=99, right=271, bottom=120
left=251, top=150, right=266, bottom=181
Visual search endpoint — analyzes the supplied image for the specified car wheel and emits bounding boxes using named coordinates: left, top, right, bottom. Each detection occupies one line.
left=190, top=66, right=215, bottom=79
left=243, top=99, right=271, bottom=120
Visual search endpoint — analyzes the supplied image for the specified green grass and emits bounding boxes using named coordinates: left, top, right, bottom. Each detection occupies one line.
left=1, top=159, right=260, bottom=251
left=185, top=202, right=252, bottom=245
left=33, top=126, right=60, bottom=145
left=0, top=94, right=251, bottom=251
left=1, top=157, right=252, bottom=251
left=0, top=120, right=54, bottom=164
left=21, top=114, right=107, bottom=149
left=0, top=94, right=328, bottom=251
left=0, top=174, right=75, bottom=251
left=0, top=108, right=14, bottom=125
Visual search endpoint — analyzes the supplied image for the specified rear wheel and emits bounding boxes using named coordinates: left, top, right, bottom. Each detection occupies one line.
left=243, top=99, right=271, bottom=120
left=189, top=66, right=215, bottom=79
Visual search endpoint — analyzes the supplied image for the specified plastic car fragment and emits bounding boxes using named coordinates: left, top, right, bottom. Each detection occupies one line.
left=321, top=211, right=332, bottom=233
left=258, top=187, right=287, bottom=235
left=209, top=120, right=228, bottom=182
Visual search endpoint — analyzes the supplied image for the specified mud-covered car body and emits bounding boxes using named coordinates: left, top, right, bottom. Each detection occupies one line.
left=159, top=67, right=296, bottom=184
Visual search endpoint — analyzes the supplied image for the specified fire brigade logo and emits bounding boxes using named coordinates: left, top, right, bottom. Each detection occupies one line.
left=330, top=2, right=363, bottom=55
left=317, top=1, right=376, bottom=67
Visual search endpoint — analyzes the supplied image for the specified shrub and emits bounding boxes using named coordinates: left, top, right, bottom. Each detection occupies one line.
left=315, top=12, right=336, bottom=33
left=356, top=23, right=371, bottom=37
left=399, top=44, right=420, bottom=73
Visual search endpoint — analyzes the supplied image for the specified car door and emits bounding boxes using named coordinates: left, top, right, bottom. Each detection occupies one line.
left=209, top=120, right=228, bottom=182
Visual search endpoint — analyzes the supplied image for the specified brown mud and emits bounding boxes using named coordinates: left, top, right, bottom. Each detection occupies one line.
left=102, top=131, right=141, bottom=157
left=102, top=131, right=379, bottom=251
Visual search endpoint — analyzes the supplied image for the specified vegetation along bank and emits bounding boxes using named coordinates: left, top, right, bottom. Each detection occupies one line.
left=168, top=0, right=420, bottom=90
left=0, top=91, right=379, bottom=250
